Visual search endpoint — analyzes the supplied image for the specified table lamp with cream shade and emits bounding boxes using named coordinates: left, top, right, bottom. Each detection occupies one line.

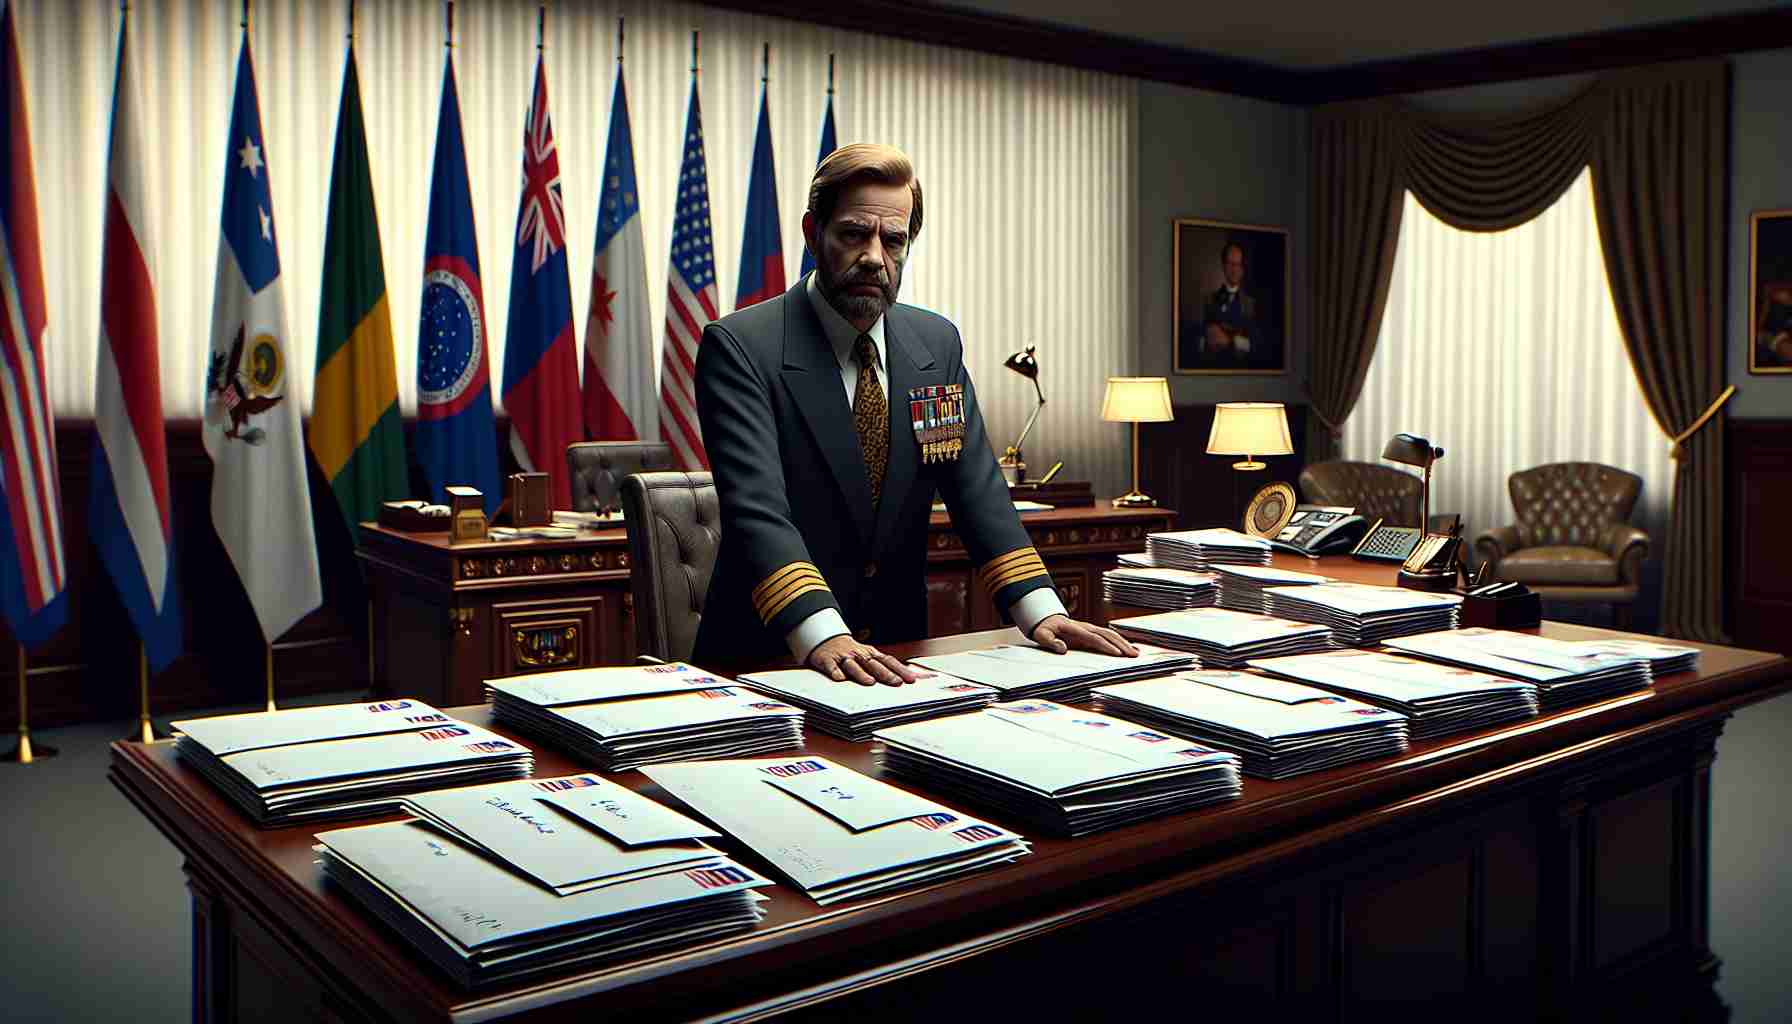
left=1101, top=377, right=1173, bottom=508
left=1206, top=402, right=1293, bottom=470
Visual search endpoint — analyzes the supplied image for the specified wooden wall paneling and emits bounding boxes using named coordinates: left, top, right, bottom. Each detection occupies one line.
left=1139, top=404, right=1308, bottom=531
left=1727, top=419, right=1792, bottom=654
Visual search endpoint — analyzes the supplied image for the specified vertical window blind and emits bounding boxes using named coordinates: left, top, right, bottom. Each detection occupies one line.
left=16, top=0, right=1137, bottom=494
left=1342, top=169, right=1672, bottom=571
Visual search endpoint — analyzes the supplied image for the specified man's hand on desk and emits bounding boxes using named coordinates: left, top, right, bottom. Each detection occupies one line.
left=808, top=635, right=920, bottom=687
left=1032, top=614, right=1138, bottom=657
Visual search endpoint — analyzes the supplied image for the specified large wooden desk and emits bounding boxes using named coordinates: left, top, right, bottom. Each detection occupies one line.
left=359, top=505, right=1172, bottom=708
left=113, top=556, right=1791, bottom=1022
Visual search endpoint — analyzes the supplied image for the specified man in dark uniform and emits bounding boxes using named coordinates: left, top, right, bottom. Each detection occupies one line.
left=692, top=143, right=1134, bottom=684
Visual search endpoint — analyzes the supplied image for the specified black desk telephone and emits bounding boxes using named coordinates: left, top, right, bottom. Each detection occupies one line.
left=1267, top=505, right=1425, bottom=564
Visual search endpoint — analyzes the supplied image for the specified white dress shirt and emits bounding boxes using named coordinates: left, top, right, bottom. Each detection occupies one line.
left=785, top=275, right=1066, bottom=663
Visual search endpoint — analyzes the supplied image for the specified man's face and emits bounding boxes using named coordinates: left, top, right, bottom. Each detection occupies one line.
left=1223, top=246, right=1246, bottom=289
left=804, top=180, right=912, bottom=328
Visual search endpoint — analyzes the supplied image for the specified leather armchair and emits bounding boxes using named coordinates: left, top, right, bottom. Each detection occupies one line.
left=1475, top=462, right=1648, bottom=627
left=619, top=471, right=719, bottom=664
left=1298, top=461, right=1423, bottom=528
left=566, top=441, right=673, bottom=514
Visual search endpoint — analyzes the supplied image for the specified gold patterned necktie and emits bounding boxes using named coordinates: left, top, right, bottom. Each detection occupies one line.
left=852, top=333, right=888, bottom=505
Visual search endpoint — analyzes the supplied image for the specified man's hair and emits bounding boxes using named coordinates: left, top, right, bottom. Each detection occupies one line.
left=1221, top=241, right=1248, bottom=267
left=807, top=143, right=923, bottom=240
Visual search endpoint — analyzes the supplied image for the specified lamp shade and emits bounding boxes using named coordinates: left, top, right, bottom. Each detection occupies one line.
left=1101, top=377, right=1173, bottom=423
left=1381, top=432, right=1443, bottom=467
left=1206, top=402, right=1293, bottom=456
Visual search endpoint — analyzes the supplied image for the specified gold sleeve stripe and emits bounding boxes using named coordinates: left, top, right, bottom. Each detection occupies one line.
left=759, top=580, right=831, bottom=623
left=985, top=562, right=1049, bottom=593
left=980, top=550, right=1049, bottom=592
left=752, top=561, right=822, bottom=604
left=755, top=570, right=828, bottom=617
left=980, top=547, right=1040, bottom=576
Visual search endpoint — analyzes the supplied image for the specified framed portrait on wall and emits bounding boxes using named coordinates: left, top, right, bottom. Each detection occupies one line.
left=1751, top=209, right=1792, bottom=374
left=1173, top=218, right=1289, bottom=375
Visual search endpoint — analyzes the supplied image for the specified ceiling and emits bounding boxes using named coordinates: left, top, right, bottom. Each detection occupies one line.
left=943, top=0, right=1789, bottom=69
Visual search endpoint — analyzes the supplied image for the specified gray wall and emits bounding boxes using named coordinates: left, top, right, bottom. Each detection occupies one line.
left=1136, top=82, right=1309, bottom=406
left=1728, top=48, right=1792, bottom=418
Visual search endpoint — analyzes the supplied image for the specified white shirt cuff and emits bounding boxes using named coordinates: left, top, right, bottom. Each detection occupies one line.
left=787, top=607, right=850, bottom=664
left=1009, top=587, right=1068, bottom=638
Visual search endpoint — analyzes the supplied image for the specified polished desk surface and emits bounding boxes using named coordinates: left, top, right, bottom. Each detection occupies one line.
left=111, top=555, right=1792, bottom=1023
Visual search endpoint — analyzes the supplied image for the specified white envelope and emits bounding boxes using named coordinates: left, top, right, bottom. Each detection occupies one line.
left=534, top=776, right=720, bottom=846
left=487, top=662, right=736, bottom=707
left=223, top=722, right=528, bottom=789
left=553, top=688, right=801, bottom=738
left=1183, top=669, right=1352, bottom=704
left=739, top=667, right=995, bottom=714
left=762, top=764, right=943, bottom=831
left=174, top=699, right=457, bottom=756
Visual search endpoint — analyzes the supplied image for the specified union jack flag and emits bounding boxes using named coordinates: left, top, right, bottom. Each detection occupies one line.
left=686, top=864, right=752, bottom=889
left=514, top=65, right=563, bottom=274
left=911, top=813, right=958, bottom=830
left=953, top=824, right=1003, bottom=843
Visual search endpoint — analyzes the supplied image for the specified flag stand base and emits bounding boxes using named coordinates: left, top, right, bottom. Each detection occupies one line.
left=123, top=717, right=166, bottom=744
left=3, top=732, right=57, bottom=764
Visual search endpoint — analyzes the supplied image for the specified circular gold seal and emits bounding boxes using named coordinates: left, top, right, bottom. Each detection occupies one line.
left=246, top=334, right=283, bottom=397
left=1244, top=481, right=1296, bottom=538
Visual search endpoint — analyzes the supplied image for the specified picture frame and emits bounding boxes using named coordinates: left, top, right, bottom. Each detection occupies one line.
left=1750, top=209, right=1792, bottom=375
left=1173, top=218, right=1290, bottom=376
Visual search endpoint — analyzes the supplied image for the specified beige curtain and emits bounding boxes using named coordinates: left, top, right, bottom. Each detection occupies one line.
left=1306, top=58, right=1729, bottom=639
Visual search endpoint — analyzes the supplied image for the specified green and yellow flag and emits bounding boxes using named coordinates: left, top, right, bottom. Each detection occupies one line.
left=310, top=45, right=405, bottom=534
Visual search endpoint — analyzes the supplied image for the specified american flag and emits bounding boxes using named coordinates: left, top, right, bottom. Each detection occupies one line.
left=686, top=864, right=752, bottom=889
left=953, top=824, right=1003, bottom=844
left=0, top=2, right=68, bottom=650
left=911, top=813, right=959, bottom=831
left=658, top=76, right=716, bottom=471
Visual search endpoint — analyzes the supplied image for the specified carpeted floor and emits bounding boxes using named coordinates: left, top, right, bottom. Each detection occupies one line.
left=2, top=688, right=1789, bottom=1022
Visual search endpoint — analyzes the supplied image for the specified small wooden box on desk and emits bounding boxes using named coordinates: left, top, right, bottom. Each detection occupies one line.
left=360, top=503, right=1172, bottom=707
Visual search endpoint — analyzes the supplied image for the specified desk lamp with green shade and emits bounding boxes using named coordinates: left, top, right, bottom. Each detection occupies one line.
left=1102, top=377, right=1173, bottom=508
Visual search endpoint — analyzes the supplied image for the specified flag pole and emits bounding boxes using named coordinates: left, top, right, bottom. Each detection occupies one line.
left=692, top=30, right=699, bottom=76
left=445, top=0, right=453, bottom=49
left=762, top=42, right=769, bottom=86
left=124, top=645, right=161, bottom=743
left=347, top=0, right=355, bottom=43
left=241, top=0, right=249, bottom=34
left=537, top=2, right=545, bottom=52
left=265, top=642, right=276, bottom=712
left=4, top=642, right=54, bottom=763
left=617, top=16, right=623, bottom=64
left=828, top=52, right=835, bottom=96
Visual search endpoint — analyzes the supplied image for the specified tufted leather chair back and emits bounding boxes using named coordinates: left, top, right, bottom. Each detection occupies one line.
left=620, top=471, right=719, bottom=663
left=1297, top=461, right=1424, bottom=527
left=567, top=442, right=674, bottom=514
left=1507, top=462, right=1641, bottom=549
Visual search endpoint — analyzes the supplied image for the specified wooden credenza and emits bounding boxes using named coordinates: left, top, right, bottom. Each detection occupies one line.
left=359, top=505, right=1173, bottom=707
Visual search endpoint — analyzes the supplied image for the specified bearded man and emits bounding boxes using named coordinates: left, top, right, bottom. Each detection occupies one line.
left=691, top=143, right=1134, bottom=684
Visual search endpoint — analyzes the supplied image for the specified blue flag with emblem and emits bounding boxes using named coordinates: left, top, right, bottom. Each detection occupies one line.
left=415, top=54, right=499, bottom=515
left=201, top=34, right=321, bottom=644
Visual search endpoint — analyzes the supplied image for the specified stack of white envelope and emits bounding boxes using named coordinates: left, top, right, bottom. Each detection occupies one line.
left=1117, top=551, right=1154, bottom=568
left=1109, top=607, right=1334, bottom=667
left=641, top=756, right=1030, bottom=905
left=1146, top=528, right=1273, bottom=570
left=1091, top=672, right=1410, bottom=780
left=1384, top=628, right=1654, bottom=709
left=737, top=667, right=997, bottom=741
left=1100, top=567, right=1220, bottom=610
left=874, top=701, right=1242, bottom=836
left=908, top=642, right=1196, bottom=703
left=1563, top=637, right=1699, bottom=676
left=1210, top=563, right=1333, bottom=613
left=173, top=700, right=532, bottom=826
left=1248, top=650, right=1539, bottom=740
left=1262, top=582, right=1462, bottom=645
left=487, top=663, right=804, bottom=770
left=316, top=775, right=771, bottom=987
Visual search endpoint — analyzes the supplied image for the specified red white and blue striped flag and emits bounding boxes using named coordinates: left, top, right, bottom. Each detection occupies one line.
left=658, top=74, right=717, bottom=471
left=734, top=62, right=784, bottom=310
left=91, top=10, right=181, bottom=671
left=0, top=2, right=68, bottom=650
left=500, top=54, right=583, bottom=510
left=797, top=79, right=836, bottom=280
